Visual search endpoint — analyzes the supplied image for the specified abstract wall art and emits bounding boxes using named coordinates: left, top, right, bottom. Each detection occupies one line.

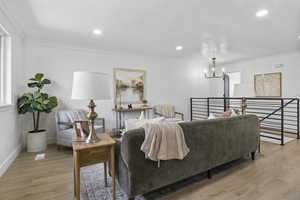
left=254, top=72, right=282, bottom=97
left=113, top=68, right=146, bottom=104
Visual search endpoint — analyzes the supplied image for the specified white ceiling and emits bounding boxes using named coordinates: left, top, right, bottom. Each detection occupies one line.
left=3, top=0, right=300, bottom=60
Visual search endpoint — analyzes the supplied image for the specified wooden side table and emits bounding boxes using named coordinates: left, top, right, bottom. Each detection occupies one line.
left=72, top=133, right=116, bottom=200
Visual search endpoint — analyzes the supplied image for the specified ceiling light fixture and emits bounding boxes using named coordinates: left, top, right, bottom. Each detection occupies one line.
left=176, top=46, right=183, bottom=51
left=298, top=35, right=300, bottom=39
left=204, top=58, right=226, bottom=79
left=256, top=9, right=269, bottom=18
left=93, top=29, right=103, bottom=35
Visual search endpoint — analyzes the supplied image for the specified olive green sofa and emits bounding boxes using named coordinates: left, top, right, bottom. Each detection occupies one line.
left=116, top=115, right=259, bottom=199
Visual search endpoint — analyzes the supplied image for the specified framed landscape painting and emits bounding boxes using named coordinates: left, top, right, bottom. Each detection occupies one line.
left=254, top=72, right=282, bottom=97
left=113, top=68, right=146, bottom=104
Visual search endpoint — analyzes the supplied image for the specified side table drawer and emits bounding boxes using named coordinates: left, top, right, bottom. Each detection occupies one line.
left=79, top=147, right=110, bottom=167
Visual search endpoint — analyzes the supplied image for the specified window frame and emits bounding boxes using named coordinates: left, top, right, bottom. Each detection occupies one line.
left=227, top=71, right=241, bottom=97
left=0, top=24, right=12, bottom=108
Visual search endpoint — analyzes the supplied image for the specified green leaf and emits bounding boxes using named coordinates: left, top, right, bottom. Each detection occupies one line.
left=24, top=93, right=33, bottom=99
left=28, top=82, right=38, bottom=88
left=35, top=73, right=44, bottom=81
left=43, top=100, right=50, bottom=104
left=41, top=79, right=51, bottom=84
left=40, top=93, right=49, bottom=99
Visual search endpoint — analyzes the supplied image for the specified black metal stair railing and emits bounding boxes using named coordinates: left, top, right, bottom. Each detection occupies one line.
left=190, top=97, right=300, bottom=145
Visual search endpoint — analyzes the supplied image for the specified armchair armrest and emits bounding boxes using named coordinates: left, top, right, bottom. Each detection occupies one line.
left=57, top=121, right=74, bottom=130
left=95, top=118, right=105, bottom=132
left=58, top=121, right=74, bottom=126
left=175, top=112, right=184, bottom=120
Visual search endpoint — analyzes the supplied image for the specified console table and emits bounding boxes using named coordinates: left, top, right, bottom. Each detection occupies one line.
left=72, top=133, right=116, bottom=200
left=113, top=106, right=153, bottom=130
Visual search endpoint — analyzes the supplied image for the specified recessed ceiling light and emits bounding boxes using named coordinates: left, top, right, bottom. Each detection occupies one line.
left=176, top=46, right=183, bottom=51
left=298, top=35, right=300, bottom=39
left=256, top=9, right=269, bottom=18
left=93, top=29, right=102, bottom=35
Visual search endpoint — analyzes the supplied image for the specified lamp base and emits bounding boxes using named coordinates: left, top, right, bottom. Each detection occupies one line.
left=85, top=131, right=100, bottom=143
left=85, top=99, right=101, bottom=143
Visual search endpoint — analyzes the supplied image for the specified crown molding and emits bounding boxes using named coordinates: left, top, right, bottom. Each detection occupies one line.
left=0, top=0, right=26, bottom=39
left=25, top=36, right=178, bottom=61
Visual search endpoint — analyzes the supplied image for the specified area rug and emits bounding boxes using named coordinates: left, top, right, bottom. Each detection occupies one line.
left=80, top=164, right=133, bottom=200
left=80, top=163, right=189, bottom=200
left=80, top=159, right=249, bottom=200
left=260, top=132, right=295, bottom=144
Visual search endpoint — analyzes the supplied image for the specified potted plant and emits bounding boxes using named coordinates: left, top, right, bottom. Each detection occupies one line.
left=17, top=73, right=58, bottom=152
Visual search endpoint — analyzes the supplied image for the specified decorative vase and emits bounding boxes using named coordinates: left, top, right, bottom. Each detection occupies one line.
left=27, top=130, right=47, bottom=152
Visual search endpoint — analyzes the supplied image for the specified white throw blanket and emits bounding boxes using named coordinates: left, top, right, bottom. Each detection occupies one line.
left=141, top=123, right=190, bottom=167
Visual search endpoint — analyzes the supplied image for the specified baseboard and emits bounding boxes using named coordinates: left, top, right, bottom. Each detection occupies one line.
left=0, top=144, right=22, bottom=177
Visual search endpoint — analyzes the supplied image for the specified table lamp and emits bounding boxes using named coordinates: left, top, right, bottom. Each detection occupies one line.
left=71, top=71, right=110, bottom=143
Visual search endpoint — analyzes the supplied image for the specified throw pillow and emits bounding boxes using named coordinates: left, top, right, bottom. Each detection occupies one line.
left=125, top=117, right=165, bottom=131
left=208, top=113, right=216, bottom=120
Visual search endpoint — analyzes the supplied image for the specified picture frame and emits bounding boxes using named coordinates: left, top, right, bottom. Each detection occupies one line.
left=254, top=72, right=282, bottom=97
left=113, top=68, right=146, bottom=104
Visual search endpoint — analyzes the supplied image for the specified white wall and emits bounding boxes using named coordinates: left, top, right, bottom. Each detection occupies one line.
left=24, top=39, right=210, bottom=142
left=0, top=9, right=24, bottom=176
left=211, top=51, right=300, bottom=97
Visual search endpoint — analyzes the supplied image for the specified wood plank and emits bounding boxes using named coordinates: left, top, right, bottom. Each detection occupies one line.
left=1, top=141, right=300, bottom=200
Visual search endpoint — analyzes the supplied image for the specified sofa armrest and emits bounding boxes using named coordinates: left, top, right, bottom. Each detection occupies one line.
left=120, top=128, right=146, bottom=170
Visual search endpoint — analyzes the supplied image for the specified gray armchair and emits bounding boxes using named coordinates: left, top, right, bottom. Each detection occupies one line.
left=154, top=105, right=184, bottom=121
left=55, top=110, right=105, bottom=148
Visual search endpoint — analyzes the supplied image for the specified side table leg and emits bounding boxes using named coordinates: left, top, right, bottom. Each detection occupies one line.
left=111, top=145, right=116, bottom=200
left=73, top=152, right=76, bottom=197
left=74, top=151, right=81, bottom=200
left=104, top=162, right=108, bottom=187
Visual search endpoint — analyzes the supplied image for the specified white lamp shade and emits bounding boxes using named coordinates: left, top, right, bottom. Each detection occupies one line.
left=71, top=71, right=111, bottom=100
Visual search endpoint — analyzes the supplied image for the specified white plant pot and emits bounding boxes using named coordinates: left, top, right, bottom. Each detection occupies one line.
left=27, top=130, right=47, bottom=152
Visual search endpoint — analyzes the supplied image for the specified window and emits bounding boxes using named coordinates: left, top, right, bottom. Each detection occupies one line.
left=228, top=72, right=241, bottom=97
left=0, top=24, right=12, bottom=106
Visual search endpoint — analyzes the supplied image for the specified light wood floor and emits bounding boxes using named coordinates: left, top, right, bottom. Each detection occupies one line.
left=1, top=141, right=300, bottom=200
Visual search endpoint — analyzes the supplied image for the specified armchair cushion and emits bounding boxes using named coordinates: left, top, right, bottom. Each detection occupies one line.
left=56, top=128, right=75, bottom=147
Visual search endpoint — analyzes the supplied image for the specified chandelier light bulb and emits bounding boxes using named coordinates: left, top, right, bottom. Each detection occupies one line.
left=204, top=57, right=225, bottom=79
